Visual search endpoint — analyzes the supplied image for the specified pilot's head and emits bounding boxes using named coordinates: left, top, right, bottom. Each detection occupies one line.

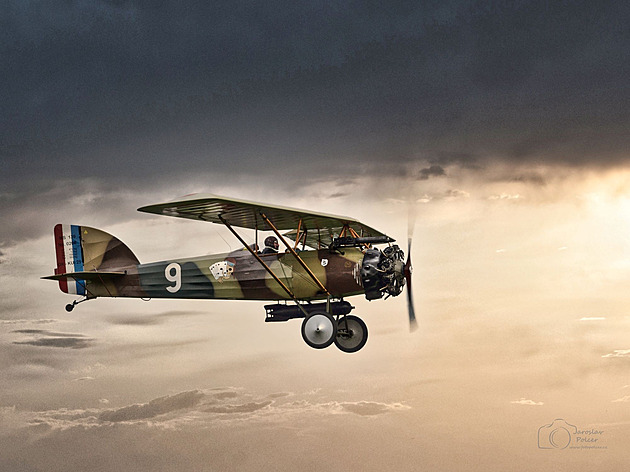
left=264, top=236, right=279, bottom=250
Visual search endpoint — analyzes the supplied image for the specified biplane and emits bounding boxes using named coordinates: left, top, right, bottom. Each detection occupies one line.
left=43, top=194, right=416, bottom=353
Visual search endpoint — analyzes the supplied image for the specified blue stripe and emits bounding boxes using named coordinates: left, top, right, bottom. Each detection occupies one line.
left=71, top=225, right=86, bottom=295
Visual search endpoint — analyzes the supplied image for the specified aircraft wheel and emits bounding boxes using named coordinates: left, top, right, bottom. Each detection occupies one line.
left=301, top=312, right=337, bottom=349
left=334, top=315, right=368, bottom=353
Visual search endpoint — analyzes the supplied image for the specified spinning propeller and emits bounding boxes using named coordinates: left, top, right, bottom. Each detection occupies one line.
left=405, top=209, right=418, bottom=332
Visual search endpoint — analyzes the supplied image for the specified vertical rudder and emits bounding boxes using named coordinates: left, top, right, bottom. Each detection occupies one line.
left=53, top=224, right=86, bottom=295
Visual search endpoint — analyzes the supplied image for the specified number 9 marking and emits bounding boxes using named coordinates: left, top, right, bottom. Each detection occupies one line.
left=165, top=262, right=182, bottom=293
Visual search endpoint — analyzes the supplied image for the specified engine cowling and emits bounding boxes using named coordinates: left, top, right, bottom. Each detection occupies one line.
left=360, top=245, right=406, bottom=300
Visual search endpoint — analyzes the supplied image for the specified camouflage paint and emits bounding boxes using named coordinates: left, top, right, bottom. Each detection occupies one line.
left=45, top=225, right=366, bottom=302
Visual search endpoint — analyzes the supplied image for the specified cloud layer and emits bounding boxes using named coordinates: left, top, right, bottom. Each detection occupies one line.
left=2, top=3, right=630, bottom=470
left=11, top=329, right=94, bottom=349
left=0, top=387, right=410, bottom=434
left=2, top=0, right=629, bottom=192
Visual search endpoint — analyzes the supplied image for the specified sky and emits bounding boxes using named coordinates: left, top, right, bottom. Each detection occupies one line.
left=2, top=1, right=630, bottom=470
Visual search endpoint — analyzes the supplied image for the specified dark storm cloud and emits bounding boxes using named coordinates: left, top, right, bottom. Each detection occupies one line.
left=2, top=0, right=629, bottom=191
left=329, top=192, right=350, bottom=199
left=98, top=390, right=205, bottom=422
left=419, top=165, right=446, bottom=180
left=204, top=401, right=272, bottom=414
left=13, top=337, right=94, bottom=349
left=12, top=329, right=86, bottom=337
left=509, top=172, right=548, bottom=186
left=213, top=391, right=239, bottom=400
left=5, top=388, right=409, bottom=432
left=0, top=388, right=416, bottom=472
left=0, top=180, right=149, bottom=247
left=11, top=329, right=94, bottom=349
left=0, top=319, right=56, bottom=325
left=339, top=401, right=403, bottom=416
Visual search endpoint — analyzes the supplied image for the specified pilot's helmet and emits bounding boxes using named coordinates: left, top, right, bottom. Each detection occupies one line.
left=265, top=236, right=279, bottom=249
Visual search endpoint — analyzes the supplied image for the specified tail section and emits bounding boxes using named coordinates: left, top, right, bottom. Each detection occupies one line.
left=48, top=224, right=139, bottom=295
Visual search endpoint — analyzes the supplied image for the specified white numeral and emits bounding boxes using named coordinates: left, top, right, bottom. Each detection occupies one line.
left=165, top=263, right=181, bottom=293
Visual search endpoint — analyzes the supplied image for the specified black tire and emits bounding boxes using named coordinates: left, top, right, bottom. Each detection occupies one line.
left=301, top=312, right=337, bottom=349
left=334, top=315, right=368, bottom=353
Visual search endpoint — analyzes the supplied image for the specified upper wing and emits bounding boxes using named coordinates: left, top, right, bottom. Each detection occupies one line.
left=137, top=193, right=392, bottom=245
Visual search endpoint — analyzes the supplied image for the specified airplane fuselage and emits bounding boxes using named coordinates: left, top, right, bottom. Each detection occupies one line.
left=87, top=248, right=366, bottom=301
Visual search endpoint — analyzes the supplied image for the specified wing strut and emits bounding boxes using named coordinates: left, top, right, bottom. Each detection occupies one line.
left=259, top=212, right=331, bottom=298
left=293, top=218, right=303, bottom=250
left=218, top=214, right=310, bottom=317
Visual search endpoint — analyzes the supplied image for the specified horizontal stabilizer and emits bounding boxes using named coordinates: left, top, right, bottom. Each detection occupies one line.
left=42, top=271, right=126, bottom=281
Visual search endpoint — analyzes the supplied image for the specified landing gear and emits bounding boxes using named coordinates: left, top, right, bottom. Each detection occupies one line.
left=334, top=315, right=368, bottom=353
left=300, top=310, right=368, bottom=353
left=301, top=312, right=337, bottom=349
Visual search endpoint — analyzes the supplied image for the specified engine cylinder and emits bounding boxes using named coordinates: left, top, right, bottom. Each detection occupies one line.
left=360, top=245, right=406, bottom=300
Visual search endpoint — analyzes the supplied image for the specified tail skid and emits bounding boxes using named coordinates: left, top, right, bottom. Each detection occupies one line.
left=64, top=296, right=88, bottom=312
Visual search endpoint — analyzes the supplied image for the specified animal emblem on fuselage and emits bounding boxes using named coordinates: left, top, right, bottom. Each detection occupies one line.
left=209, top=259, right=236, bottom=282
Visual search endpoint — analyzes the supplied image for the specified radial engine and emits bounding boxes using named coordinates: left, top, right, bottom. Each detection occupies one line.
left=360, top=245, right=406, bottom=300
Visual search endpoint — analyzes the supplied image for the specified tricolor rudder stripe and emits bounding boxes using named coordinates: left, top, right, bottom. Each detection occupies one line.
left=53, top=224, right=86, bottom=295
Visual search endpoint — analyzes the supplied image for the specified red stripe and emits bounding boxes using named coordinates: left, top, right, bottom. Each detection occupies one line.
left=54, top=224, right=68, bottom=293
